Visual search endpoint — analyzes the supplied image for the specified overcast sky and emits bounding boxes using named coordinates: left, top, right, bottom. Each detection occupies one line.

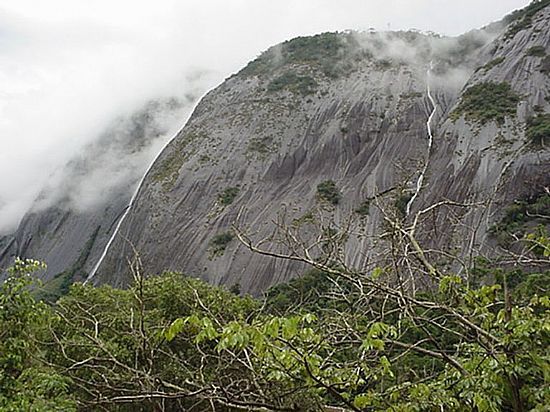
left=0, top=0, right=531, bottom=234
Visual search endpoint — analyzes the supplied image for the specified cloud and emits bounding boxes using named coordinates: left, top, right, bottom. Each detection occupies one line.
left=31, top=96, right=194, bottom=213
left=0, top=0, right=531, bottom=234
left=348, top=24, right=502, bottom=94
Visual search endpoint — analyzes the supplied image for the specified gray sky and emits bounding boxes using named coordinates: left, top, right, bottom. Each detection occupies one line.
left=0, top=0, right=531, bottom=234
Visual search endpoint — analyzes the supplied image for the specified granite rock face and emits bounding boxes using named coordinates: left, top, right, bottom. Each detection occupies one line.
left=94, top=4, right=549, bottom=295
left=3, top=3, right=549, bottom=295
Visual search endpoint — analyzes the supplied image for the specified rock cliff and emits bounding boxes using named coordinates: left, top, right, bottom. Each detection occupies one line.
left=94, top=3, right=550, bottom=294
left=3, top=1, right=549, bottom=296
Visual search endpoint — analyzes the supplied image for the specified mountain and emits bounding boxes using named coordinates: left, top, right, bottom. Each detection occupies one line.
left=0, top=97, right=194, bottom=294
left=3, top=1, right=550, bottom=296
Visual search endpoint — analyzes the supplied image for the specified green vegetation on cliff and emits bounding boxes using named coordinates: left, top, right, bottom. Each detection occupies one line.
left=317, top=180, right=341, bottom=205
left=478, top=56, right=505, bottom=72
left=267, top=71, right=318, bottom=95
left=395, top=191, right=413, bottom=217
left=240, top=32, right=361, bottom=78
left=490, top=192, right=550, bottom=249
left=451, top=82, right=520, bottom=125
left=152, top=131, right=207, bottom=190
left=354, top=200, right=371, bottom=216
left=218, top=186, right=240, bottom=206
left=526, top=45, right=547, bottom=57
left=38, top=226, right=100, bottom=302
left=246, top=136, right=278, bottom=157
left=504, top=0, right=550, bottom=39
left=209, top=231, right=234, bottom=257
left=526, top=113, right=550, bottom=147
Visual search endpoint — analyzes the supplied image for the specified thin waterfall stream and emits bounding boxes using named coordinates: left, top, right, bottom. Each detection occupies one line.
left=405, top=61, right=437, bottom=217
left=85, top=93, right=208, bottom=283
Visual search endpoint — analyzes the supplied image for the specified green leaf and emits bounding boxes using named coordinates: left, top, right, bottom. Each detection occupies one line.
left=264, top=318, right=280, bottom=338
left=361, top=337, right=384, bottom=351
left=380, top=356, right=394, bottom=378
left=353, top=393, right=372, bottom=408
left=282, top=317, right=299, bottom=340
left=303, top=313, right=317, bottom=324
left=165, top=317, right=186, bottom=342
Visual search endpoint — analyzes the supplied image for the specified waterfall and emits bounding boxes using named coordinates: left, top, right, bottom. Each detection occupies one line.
left=85, top=93, right=208, bottom=284
left=405, top=61, right=437, bottom=217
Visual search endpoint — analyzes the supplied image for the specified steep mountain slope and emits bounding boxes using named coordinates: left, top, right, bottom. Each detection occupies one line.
left=0, top=98, right=191, bottom=289
left=4, top=2, right=548, bottom=297
left=416, top=3, right=550, bottom=264
left=90, top=4, right=549, bottom=295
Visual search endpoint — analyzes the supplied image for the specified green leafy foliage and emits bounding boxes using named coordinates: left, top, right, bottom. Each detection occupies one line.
left=209, top=231, right=234, bottom=256
left=187, top=264, right=549, bottom=411
left=239, top=32, right=362, bottom=79
left=354, top=200, right=371, bottom=216
left=1, top=245, right=549, bottom=411
left=267, top=71, right=318, bottom=95
left=526, top=45, right=547, bottom=57
left=490, top=192, right=550, bottom=249
left=218, top=186, right=239, bottom=206
left=50, top=271, right=257, bottom=410
left=503, top=0, right=550, bottom=40
left=526, top=113, right=550, bottom=148
left=0, top=259, right=75, bottom=411
left=316, top=180, right=341, bottom=205
left=478, top=56, right=505, bottom=72
left=451, top=82, right=520, bottom=125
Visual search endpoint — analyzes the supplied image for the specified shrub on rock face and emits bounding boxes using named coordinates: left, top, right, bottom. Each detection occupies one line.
left=526, top=113, right=550, bottom=148
left=395, top=192, right=413, bottom=217
left=317, top=180, right=341, bottom=205
left=477, top=56, right=505, bottom=72
left=355, top=200, right=371, bottom=216
left=451, top=82, right=520, bottom=125
left=218, top=187, right=240, bottom=206
left=267, top=72, right=318, bottom=96
left=504, top=0, right=550, bottom=39
left=526, top=45, right=546, bottom=57
left=209, top=232, right=234, bottom=256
